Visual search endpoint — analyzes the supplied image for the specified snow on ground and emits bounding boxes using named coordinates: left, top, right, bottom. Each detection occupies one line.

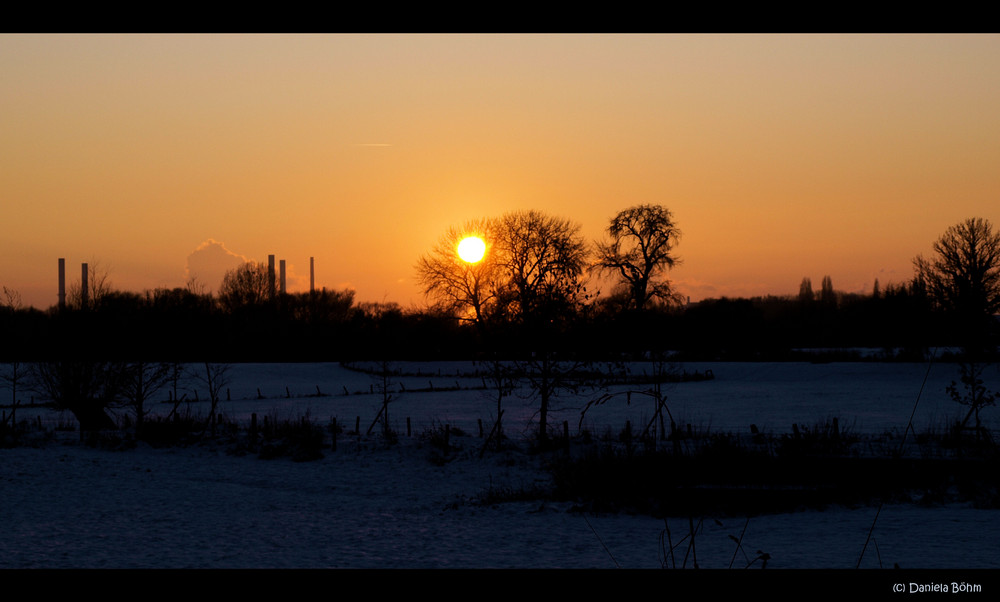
left=3, top=361, right=1000, bottom=569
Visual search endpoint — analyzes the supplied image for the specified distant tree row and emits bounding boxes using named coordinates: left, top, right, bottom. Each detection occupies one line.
left=0, top=214, right=997, bottom=362
left=0, top=281, right=417, bottom=362
left=797, top=275, right=838, bottom=305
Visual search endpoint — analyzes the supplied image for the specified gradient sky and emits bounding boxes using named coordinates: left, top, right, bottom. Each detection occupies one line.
left=2, top=34, right=999, bottom=310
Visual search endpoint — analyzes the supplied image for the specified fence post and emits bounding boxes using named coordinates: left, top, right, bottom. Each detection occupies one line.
left=407, top=417, right=411, bottom=437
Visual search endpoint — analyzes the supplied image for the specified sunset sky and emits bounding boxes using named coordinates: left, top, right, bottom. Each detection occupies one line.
left=2, top=34, right=999, bottom=310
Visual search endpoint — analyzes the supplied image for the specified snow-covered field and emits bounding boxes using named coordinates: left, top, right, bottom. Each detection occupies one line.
left=3, top=360, right=1000, bottom=570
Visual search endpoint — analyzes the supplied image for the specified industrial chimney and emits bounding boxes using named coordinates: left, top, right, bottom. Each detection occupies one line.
left=58, top=258, right=66, bottom=309
left=268, top=254, right=276, bottom=299
left=81, top=263, right=89, bottom=309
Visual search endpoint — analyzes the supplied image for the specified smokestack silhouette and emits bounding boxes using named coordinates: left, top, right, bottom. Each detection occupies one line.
left=310, top=257, right=314, bottom=293
left=268, top=254, right=276, bottom=299
left=81, top=263, right=88, bottom=308
left=58, top=258, right=66, bottom=309
left=59, top=257, right=66, bottom=309
left=279, top=260, right=286, bottom=294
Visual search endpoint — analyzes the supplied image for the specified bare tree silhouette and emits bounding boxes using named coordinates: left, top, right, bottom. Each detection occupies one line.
left=67, top=260, right=114, bottom=310
left=219, top=261, right=271, bottom=312
left=516, top=352, right=592, bottom=445
left=947, top=361, right=997, bottom=437
left=2, top=286, right=22, bottom=310
left=0, top=360, right=26, bottom=429
left=594, top=205, right=680, bottom=311
left=196, top=362, right=231, bottom=433
left=0, top=286, right=26, bottom=428
left=493, top=210, right=588, bottom=324
left=118, top=361, right=177, bottom=438
left=914, top=217, right=1000, bottom=336
left=914, top=217, right=1000, bottom=440
left=416, top=218, right=500, bottom=324
left=417, top=210, right=587, bottom=325
left=478, top=355, right=514, bottom=450
left=30, top=360, right=120, bottom=431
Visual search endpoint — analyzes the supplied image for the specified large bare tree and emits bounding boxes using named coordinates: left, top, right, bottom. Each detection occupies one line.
left=915, top=217, right=1000, bottom=437
left=594, top=205, right=681, bottom=311
left=416, top=218, right=500, bottom=324
left=914, top=217, right=1000, bottom=335
left=493, top=210, right=588, bottom=324
left=417, top=210, right=587, bottom=325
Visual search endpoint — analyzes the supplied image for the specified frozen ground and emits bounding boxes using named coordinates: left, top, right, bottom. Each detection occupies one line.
left=2, top=361, right=1000, bottom=570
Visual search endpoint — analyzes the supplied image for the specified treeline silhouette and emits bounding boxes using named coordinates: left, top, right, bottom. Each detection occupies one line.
left=0, top=288, right=460, bottom=362
left=0, top=279, right=962, bottom=362
left=7, top=211, right=997, bottom=363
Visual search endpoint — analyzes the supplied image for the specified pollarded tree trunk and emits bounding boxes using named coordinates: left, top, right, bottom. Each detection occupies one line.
left=31, top=360, right=121, bottom=433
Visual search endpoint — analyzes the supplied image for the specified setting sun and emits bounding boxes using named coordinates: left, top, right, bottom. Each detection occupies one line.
left=457, top=236, right=486, bottom=263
